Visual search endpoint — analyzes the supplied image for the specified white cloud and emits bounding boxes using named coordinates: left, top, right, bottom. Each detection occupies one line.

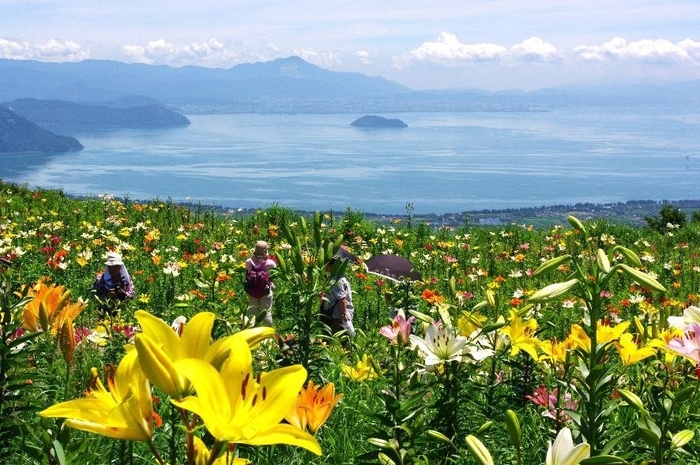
left=509, top=37, right=558, bottom=62
left=356, top=50, right=371, bottom=64
left=0, top=38, right=89, bottom=61
left=291, top=48, right=341, bottom=67
left=574, top=37, right=698, bottom=63
left=679, top=39, right=700, bottom=61
left=408, top=32, right=507, bottom=63
left=397, top=34, right=559, bottom=69
left=121, top=38, right=268, bottom=67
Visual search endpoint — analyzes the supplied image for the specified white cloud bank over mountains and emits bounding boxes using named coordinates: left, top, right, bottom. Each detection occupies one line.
left=4, top=34, right=698, bottom=66
left=402, top=33, right=700, bottom=65
left=1, top=33, right=699, bottom=90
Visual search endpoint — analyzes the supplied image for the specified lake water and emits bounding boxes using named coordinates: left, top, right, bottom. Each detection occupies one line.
left=1, top=107, right=699, bottom=215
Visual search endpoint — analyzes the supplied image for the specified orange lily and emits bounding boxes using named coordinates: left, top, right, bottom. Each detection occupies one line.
left=285, top=380, right=343, bottom=434
left=22, top=281, right=84, bottom=334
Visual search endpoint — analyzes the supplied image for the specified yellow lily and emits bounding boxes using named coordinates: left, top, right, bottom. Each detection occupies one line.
left=539, top=338, right=572, bottom=365
left=171, top=337, right=321, bottom=455
left=615, top=333, right=657, bottom=366
left=457, top=311, right=487, bottom=336
left=567, top=324, right=591, bottom=352
left=133, top=310, right=274, bottom=399
left=500, top=310, right=541, bottom=361
left=341, top=354, right=379, bottom=381
left=598, top=320, right=630, bottom=345
left=39, top=350, right=154, bottom=441
left=285, top=380, right=343, bottom=434
left=648, top=327, right=684, bottom=368
left=568, top=321, right=630, bottom=352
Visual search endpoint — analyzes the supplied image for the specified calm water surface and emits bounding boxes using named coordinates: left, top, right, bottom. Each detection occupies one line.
left=2, top=107, right=699, bottom=215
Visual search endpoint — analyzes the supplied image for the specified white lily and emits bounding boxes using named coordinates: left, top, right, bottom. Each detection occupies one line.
left=668, top=305, right=700, bottom=329
left=409, top=324, right=467, bottom=367
left=546, top=427, right=590, bottom=465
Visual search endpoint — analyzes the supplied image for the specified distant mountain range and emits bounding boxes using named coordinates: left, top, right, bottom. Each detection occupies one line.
left=1, top=56, right=698, bottom=114
left=0, top=105, right=83, bottom=154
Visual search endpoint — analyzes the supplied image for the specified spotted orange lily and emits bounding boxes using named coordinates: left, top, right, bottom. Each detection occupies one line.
left=22, top=281, right=84, bottom=333
left=133, top=310, right=274, bottom=400
left=285, top=380, right=343, bottom=434
left=171, top=337, right=321, bottom=454
left=39, top=350, right=154, bottom=442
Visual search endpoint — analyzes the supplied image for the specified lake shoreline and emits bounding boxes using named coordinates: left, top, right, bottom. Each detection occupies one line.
left=101, top=193, right=699, bottom=228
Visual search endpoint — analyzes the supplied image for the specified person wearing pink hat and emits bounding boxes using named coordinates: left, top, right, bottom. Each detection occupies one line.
left=244, top=241, right=276, bottom=326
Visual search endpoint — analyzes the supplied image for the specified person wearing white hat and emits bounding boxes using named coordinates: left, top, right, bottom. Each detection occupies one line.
left=93, top=252, right=135, bottom=310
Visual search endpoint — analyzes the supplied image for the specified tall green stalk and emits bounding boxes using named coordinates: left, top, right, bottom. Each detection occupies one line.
left=275, top=212, right=344, bottom=373
left=529, top=216, right=667, bottom=455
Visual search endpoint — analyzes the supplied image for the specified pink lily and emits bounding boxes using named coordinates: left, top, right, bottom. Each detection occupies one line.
left=380, top=313, right=414, bottom=344
left=667, top=322, right=700, bottom=366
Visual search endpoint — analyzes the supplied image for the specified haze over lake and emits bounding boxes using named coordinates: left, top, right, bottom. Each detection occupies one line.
left=2, top=106, right=699, bottom=215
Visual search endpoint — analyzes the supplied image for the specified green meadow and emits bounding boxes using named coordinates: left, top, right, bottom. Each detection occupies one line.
left=1, top=181, right=699, bottom=464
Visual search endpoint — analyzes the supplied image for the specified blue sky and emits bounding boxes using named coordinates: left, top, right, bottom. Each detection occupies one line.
left=2, top=0, right=699, bottom=90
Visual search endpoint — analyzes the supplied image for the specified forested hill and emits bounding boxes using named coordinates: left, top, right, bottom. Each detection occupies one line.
left=0, top=105, right=83, bottom=154
left=6, top=98, right=190, bottom=128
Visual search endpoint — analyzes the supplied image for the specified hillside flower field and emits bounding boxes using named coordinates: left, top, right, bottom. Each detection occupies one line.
left=1, top=181, right=700, bottom=464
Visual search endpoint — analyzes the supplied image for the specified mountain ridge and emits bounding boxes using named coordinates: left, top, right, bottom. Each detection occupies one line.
left=0, top=56, right=698, bottom=113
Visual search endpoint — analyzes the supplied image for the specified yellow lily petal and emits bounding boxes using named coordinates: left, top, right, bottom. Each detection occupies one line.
left=205, top=326, right=275, bottom=368
left=40, top=350, right=153, bottom=442
left=135, top=310, right=181, bottom=359
left=171, top=359, right=231, bottom=425
left=135, top=333, right=188, bottom=399
left=181, top=312, right=215, bottom=359
left=240, top=423, right=321, bottom=454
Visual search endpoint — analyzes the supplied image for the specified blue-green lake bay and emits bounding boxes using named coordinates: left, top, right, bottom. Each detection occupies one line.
left=2, top=107, right=699, bottom=215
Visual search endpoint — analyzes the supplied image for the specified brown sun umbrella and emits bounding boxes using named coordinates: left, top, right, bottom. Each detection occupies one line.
left=364, top=254, right=422, bottom=283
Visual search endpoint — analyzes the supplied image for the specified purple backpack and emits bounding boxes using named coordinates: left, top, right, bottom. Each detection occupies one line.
left=244, top=261, right=271, bottom=298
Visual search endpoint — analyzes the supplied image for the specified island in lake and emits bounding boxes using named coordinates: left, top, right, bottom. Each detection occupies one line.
left=351, top=115, right=407, bottom=128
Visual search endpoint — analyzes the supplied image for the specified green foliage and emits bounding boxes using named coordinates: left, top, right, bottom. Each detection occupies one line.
left=1, top=181, right=700, bottom=463
left=644, top=203, right=687, bottom=233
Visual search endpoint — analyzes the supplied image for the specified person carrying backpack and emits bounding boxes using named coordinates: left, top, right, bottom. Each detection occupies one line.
left=244, top=240, right=276, bottom=326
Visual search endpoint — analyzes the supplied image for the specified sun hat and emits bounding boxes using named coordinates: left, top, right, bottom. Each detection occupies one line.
left=105, top=252, right=124, bottom=266
left=253, top=241, right=269, bottom=258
